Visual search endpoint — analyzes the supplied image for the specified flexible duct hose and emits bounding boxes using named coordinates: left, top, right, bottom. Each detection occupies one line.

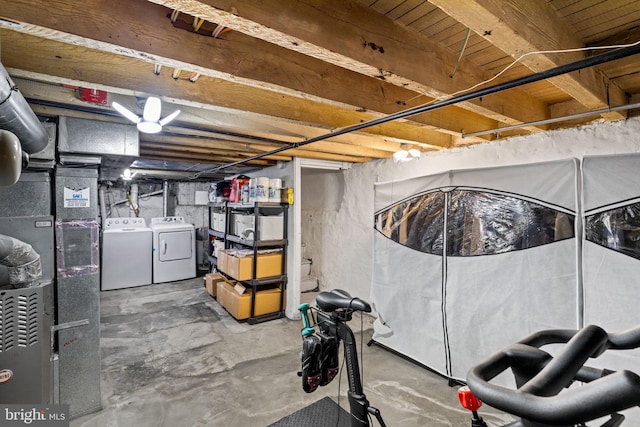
left=0, top=234, right=42, bottom=288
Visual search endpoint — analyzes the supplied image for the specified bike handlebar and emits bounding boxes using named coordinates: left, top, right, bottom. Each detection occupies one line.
left=467, top=324, right=640, bottom=425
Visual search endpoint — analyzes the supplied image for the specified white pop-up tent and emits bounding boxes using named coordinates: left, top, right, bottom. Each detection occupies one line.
left=372, top=159, right=581, bottom=381
left=582, top=154, right=640, bottom=367
left=581, top=153, right=640, bottom=424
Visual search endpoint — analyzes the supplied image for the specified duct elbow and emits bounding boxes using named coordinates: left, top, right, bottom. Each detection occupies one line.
left=0, top=61, right=49, bottom=155
left=0, top=234, right=42, bottom=288
left=0, top=129, right=23, bottom=186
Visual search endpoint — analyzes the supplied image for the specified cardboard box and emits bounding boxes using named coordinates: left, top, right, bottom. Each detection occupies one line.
left=224, top=284, right=284, bottom=320
left=216, top=278, right=236, bottom=307
left=217, top=249, right=229, bottom=274
left=224, top=252, right=283, bottom=281
left=205, top=272, right=225, bottom=297
left=216, top=281, right=225, bottom=305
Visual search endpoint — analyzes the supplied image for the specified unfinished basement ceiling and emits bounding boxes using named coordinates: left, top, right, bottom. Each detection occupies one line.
left=1, top=0, right=639, bottom=178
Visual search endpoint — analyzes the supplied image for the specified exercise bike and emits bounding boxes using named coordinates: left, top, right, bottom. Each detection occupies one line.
left=298, top=289, right=386, bottom=427
left=458, top=324, right=640, bottom=427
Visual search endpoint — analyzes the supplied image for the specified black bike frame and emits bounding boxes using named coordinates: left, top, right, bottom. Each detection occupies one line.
left=317, top=310, right=371, bottom=427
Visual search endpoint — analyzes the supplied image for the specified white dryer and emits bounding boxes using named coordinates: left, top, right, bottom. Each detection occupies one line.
left=102, top=217, right=153, bottom=290
left=150, top=216, right=196, bottom=284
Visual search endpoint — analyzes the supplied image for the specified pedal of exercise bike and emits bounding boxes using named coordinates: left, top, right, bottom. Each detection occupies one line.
left=300, top=335, right=322, bottom=393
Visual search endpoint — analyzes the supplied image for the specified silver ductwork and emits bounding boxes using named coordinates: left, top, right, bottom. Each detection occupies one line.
left=0, top=129, right=23, bottom=186
left=163, top=180, right=169, bottom=217
left=0, top=61, right=49, bottom=155
left=0, top=234, right=42, bottom=288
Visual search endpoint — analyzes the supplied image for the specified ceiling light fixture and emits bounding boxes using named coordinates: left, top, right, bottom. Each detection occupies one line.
left=121, top=168, right=137, bottom=181
left=393, top=144, right=421, bottom=162
left=112, top=97, right=181, bottom=134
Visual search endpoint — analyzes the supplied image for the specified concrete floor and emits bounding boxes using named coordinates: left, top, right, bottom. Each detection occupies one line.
left=70, top=277, right=515, bottom=427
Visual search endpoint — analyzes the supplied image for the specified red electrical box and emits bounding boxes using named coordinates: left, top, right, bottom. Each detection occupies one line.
left=80, top=88, right=108, bottom=105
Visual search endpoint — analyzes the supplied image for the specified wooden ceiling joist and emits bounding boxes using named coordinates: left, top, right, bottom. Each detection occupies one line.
left=430, top=0, right=628, bottom=120
left=145, top=0, right=551, bottom=128
left=0, top=0, right=493, bottom=144
left=0, top=0, right=638, bottom=174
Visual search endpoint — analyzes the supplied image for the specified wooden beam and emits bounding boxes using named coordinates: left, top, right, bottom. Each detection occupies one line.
left=140, top=141, right=293, bottom=161
left=142, top=138, right=372, bottom=163
left=139, top=149, right=276, bottom=166
left=145, top=0, right=550, bottom=126
left=429, top=0, right=627, bottom=120
left=0, top=29, right=452, bottom=149
left=13, top=74, right=418, bottom=153
left=140, top=145, right=369, bottom=163
left=0, top=0, right=490, bottom=142
left=142, top=133, right=392, bottom=159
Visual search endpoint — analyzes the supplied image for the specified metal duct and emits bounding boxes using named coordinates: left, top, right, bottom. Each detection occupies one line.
left=129, top=182, right=139, bottom=217
left=0, top=234, right=42, bottom=288
left=162, top=180, right=169, bottom=217
left=0, top=129, right=22, bottom=186
left=0, top=62, right=49, bottom=154
left=98, top=185, right=108, bottom=224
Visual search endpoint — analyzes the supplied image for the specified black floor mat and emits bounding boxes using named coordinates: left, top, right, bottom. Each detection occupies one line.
left=267, top=396, right=351, bottom=427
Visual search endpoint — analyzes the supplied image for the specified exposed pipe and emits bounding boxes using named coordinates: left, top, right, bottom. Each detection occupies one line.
left=129, top=183, right=139, bottom=217
left=0, top=234, right=42, bottom=288
left=196, top=41, right=640, bottom=175
left=462, top=101, right=640, bottom=139
left=99, top=185, right=108, bottom=223
left=110, top=189, right=164, bottom=207
left=163, top=180, right=169, bottom=217
left=0, top=62, right=49, bottom=154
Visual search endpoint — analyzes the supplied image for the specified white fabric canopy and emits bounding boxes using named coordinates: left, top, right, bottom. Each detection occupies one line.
left=581, top=153, right=640, bottom=424
left=372, top=159, right=580, bottom=381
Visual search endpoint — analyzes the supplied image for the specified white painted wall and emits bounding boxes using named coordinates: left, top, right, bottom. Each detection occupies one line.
left=318, top=117, right=640, bottom=302
left=301, top=168, right=345, bottom=288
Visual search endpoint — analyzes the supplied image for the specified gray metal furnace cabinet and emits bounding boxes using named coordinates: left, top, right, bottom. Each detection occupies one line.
left=54, top=167, right=101, bottom=418
left=0, top=281, right=54, bottom=404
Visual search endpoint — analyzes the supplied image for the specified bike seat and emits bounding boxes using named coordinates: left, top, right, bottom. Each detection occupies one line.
left=316, top=289, right=371, bottom=313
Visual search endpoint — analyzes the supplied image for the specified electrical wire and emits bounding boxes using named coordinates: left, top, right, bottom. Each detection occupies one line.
left=193, top=18, right=205, bottom=32
left=195, top=39, right=640, bottom=176
left=449, top=28, right=471, bottom=78
left=407, top=39, right=640, bottom=107
left=170, top=9, right=179, bottom=23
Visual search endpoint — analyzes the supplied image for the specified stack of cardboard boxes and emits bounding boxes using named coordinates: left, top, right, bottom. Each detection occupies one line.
left=204, top=248, right=284, bottom=320
left=216, top=249, right=282, bottom=281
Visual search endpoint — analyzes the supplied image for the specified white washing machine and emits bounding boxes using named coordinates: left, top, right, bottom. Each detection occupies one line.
left=150, top=216, right=196, bottom=284
left=101, top=217, right=153, bottom=290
